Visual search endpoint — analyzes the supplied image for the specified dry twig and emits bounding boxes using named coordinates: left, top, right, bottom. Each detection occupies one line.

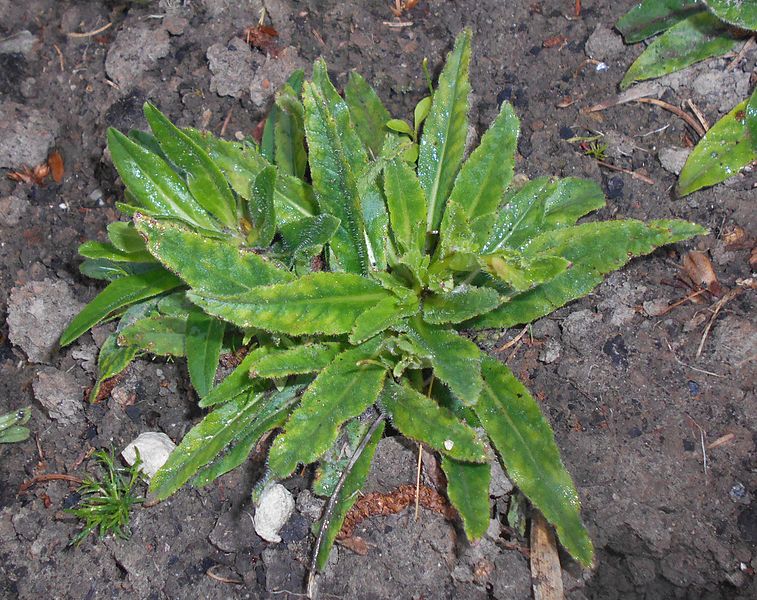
left=67, top=22, right=112, bottom=38
left=596, top=159, right=655, bottom=185
left=635, top=98, right=705, bottom=138
left=696, top=288, right=742, bottom=358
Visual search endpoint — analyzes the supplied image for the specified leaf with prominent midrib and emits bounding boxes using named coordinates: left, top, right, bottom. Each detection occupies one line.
left=383, top=158, right=427, bottom=256
left=274, top=76, right=307, bottom=179
left=89, top=334, right=140, bottom=402
left=418, top=30, right=471, bottom=234
left=349, top=294, right=419, bottom=344
left=615, top=0, right=704, bottom=43
left=470, top=219, right=706, bottom=329
left=189, top=272, right=394, bottom=336
left=475, top=357, right=593, bottom=566
left=60, top=268, right=183, bottom=347
left=135, top=215, right=293, bottom=296
left=144, top=103, right=238, bottom=229
left=678, top=92, right=757, bottom=196
left=118, top=313, right=187, bottom=356
left=379, top=379, right=487, bottom=463
left=198, top=348, right=267, bottom=408
left=441, top=457, right=491, bottom=540
left=251, top=343, right=344, bottom=378
left=186, top=309, right=226, bottom=398
left=247, top=166, right=277, bottom=247
left=620, top=12, right=739, bottom=89
left=344, top=71, right=391, bottom=157
left=423, top=284, right=501, bottom=324
left=267, top=339, right=387, bottom=478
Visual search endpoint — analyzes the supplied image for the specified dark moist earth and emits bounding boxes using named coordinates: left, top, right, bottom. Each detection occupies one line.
left=0, top=1, right=755, bottom=598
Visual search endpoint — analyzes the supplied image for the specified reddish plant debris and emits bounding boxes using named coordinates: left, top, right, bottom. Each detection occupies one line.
left=336, top=535, right=372, bottom=556
left=389, top=0, right=419, bottom=17
left=48, top=150, right=64, bottom=183
left=244, top=24, right=279, bottom=55
left=681, top=251, right=723, bottom=297
left=7, top=163, right=50, bottom=185
left=338, top=484, right=457, bottom=539
left=542, top=35, right=568, bottom=49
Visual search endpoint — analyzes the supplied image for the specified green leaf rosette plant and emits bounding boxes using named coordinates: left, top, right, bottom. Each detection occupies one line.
left=60, top=31, right=705, bottom=580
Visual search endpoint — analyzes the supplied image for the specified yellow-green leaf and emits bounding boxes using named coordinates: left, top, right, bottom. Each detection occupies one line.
left=423, top=284, right=501, bottom=324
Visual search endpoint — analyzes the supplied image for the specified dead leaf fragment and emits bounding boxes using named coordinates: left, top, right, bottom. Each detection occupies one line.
left=682, top=251, right=723, bottom=297
left=243, top=24, right=279, bottom=55
left=336, top=535, right=371, bottom=556
left=48, top=150, right=64, bottom=183
left=543, top=35, right=568, bottom=48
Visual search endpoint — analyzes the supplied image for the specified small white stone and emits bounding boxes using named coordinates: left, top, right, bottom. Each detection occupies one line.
left=254, top=483, right=295, bottom=543
left=121, top=432, right=176, bottom=480
left=443, top=440, right=454, bottom=451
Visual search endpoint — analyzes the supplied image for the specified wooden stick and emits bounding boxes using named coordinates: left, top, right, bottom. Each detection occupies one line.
left=531, top=511, right=564, bottom=600
left=635, top=98, right=705, bottom=138
left=67, top=22, right=112, bottom=38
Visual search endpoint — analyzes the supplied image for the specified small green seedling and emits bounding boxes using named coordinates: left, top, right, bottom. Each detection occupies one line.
left=60, top=30, right=705, bottom=587
left=0, top=406, right=31, bottom=444
left=68, top=449, right=144, bottom=545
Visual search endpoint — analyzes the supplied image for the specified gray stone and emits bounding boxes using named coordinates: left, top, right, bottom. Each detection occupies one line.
left=207, top=37, right=257, bottom=98
left=296, top=489, right=325, bottom=521
left=0, top=194, right=28, bottom=227
left=0, top=102, right=60, bottom=169
left=122, top=432, right=176, bottom=480
left=539, top=337, right=561, bottom=364
left=659, top=147, right=691, bottom=175
left=7, top=278, right=84, bottom=363
left=364, top=436, right=417, bottom=493
left=0, top=30, right=36, bottom=56
left=33, top=367, right=83, bottom=425
left=105, top=24, right=170, bottom=90
left=561, top=309, right=602, bottom=351
left=262, top=546, right=307, bottom=593
left=254, top=483, right=294, bottom=543
left=209, top=508, right=259, bottom=553
left=162, top=15, right=188, bottom=36
left=490, top=460, right=513, bottom=497
left=249, top=46, right=307, bottom=107
left=585, top=24, right=626, bottom=62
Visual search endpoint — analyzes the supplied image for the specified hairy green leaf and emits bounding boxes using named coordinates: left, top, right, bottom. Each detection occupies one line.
left=678, top=93, right=757, bottom=195
left=60, top=269, right=182, bottom=347
left=107, top=128, right=218, bottom=231
left=312, top=417, right=375, bottom=497
left=483, top=177, right=605, bottom=253
left=186, top=310, right=226, bottom=398
left=251, top=343, right=344, bottom=378
left=189, top=272, right=393, bottom=336
left=471, top=219, right=706, bottom=329
left=198, top=348, right=267, bottom=408
left=620, top=12, right=739, bottom=89
left=144, top=103, right=238, bottom=229
left=418, top=30, right=472, bottom=234
left=279, top=214, right=341, bottom=262
left=349, top=294, right=420, bottom=344
left=441, top=457, right=491, bottom=540
left=616, top=0, right=704, bottom=43
left=118, top=313, right=187, bottom=356
left=380, top=379, right=487, bottom=462
left=150, top=389, right=268, bottom=500
left=247, top=166, right=277, bottom=246
left=344, top=71, right=392, bottom=157
left=423, top=285, right=501, bottom=324
left=274, top=80, right=307, bottom=179
left=267, top=340, right=387, bottom=478
left=481, top=252, right=571, bottom=292
left=406, top=318, right=482, bottom=405
left=475, top=358, right=593, bottom=566
left=704, top=0, right=757, bottom=30
left=89, top=334, right=140, bottom=402
left=135, top=215, right=293, bottom=296
left=78, top=241, right=154, bottom=264
left=383, top=158, right=427, bottom=255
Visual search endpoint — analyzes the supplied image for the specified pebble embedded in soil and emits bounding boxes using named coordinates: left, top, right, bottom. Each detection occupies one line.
left=32, top=367, right=83, bottom=425
left=658, top=147, right=691, bottom=175
left=121, top=432, right=177, bottom=480
left=0, top=101, right=59, bottom=169
left=584, top=24, right=625, bottom=63
left=105, top=24, right=171, bottom=91
left=0, top=30, right=37, bottom=56
left=7, top=278, right=84, bottom=363
left=0, top=194, right=29, bottom=227
left=207, top=37, right=257, bottom=99
left=489, top=459, right=514, bottom=497
left=253, top=483, right=295, bottom=543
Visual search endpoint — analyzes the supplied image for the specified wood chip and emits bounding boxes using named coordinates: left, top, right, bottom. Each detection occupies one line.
left=530, top=511, right=564, bottom=600
left=707, top=433, right=735, bottom=450
left=682, top=251, right=723, bottom=297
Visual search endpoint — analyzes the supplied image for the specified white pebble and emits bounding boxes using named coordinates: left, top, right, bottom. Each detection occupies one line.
left=121, top=432, right=176, bottom=480
left=254, top=483, right=295, bottom=543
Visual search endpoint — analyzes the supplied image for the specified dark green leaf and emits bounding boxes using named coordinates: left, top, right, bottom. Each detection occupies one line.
left=144, top=103, right=238, bottom=229
left=678, top=93, right=757, bottom=195
left=118, top=313, right=187, bottom=356
left=620, top=12, right=739, bottom=89
left=704, top=0, right=757, bottom=30
left=198, top=348, right=266, bottom=408
left=383, top=158, right=427, bottom=255
left=312, top=417, right=375, bottom=497
left=251, top=343, right=344, bottom=378
left=349, top=295, right=419, bottom=344
left=475, top=357, right=593, bottom=566
left=247, top=166, right=277, bottom=246
left=275, top=83, right=307, bottom=179
left=189, top=272, right=393, bottom=336
left=267, top=339, right=387, bottom=478
left=186, top=310, right=226, bottom=398
left=441, top=457, right=491, bottom=540
left=60, top=269, right=182, bottom=347
left=616, top=0, right=704, bottom=43
left=279, top=214, right=341, bottom=262
left=78, top=241, right=154, bottom=263
left=481, top=252, right=571, bottom=292
left=379, top=379, right=487, bottom=462
left=344, top=71, right=392, bottom=157
left=89, top=334, right=140, bottom=402
left=423, top=285, right=501, bottom=324
left=418, top=30, right=472, bottom=235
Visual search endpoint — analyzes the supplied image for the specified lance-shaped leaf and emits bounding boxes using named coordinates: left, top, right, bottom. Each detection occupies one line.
left=118, top=313, right=187, bottom=356
left=198, top=348, right=268, bottom=408
left=150, top=389, right=268, bottom=500
left=274, top=81, right=307, bottom=179
left=441, top=457, right=491, bottom=540
left=192, top=384, right=303, bottom=488
left=262, top=70, right=305, bottom=164
left=356, top=161, right=389, bottom=271
left=470, top=219, right=706, bottom=329
left=279, top=214, right=341, bottom=262
left=483, top=177, right=605, bottom=253
left=435, top=200, right=477, bottom=263
left=107, top=128, right=218, bottom=231
left=704, top=0, right=757, bottom=30
left=678, top=92, right=757, bottom=196
left=481, top=252, right=571, bottom=292
left=423, top=284, right=501, bottom=324
left=134, top=215, right=293, bottom=296
left=251, top=343, right=344, bottom=378
left=383, top=158, right=427, bottom=255
left=0, top=406, right=31, bottom=444
left=107, top=222, right=148, bottom=254
left=60, top=268, right=182, bottom=347
left=475, top=357, right=593, bottom=566
left=186, top=309, right=226, bottom=398
left=189, top=272, right=394, bottom=336
left=304, top=64, right=371, bottom=274
left=344, top=71, right=391, bottom=157
left=349, top=294, right=420, bottom=344
left=447, top=101, right=519, bottom=228
left=406, top=318, right=482, bottom=405
left=312, top=416, right=376, bottom=497
left=89, top=334, right=140, bottom=402
left=615, top=0, right=704, bottom=43
left=247, top=165, right=277, bottom=247
left=418, top=30, right=472, bottom=234
left=379, top=379, right=487, bottom=463
left=314, top=419, right=385, bottom=571
left=144, top=103, right=238, bottom=229
left=267, top=340, right=387, bottom=478
left=78, top=241, right=155, bottom=264
left=620, top=12, right=739, bottom=89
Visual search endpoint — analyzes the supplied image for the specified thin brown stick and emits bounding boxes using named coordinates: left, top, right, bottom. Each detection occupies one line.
left=696, top=288, right=741, bottom=358
left=67, top=22, right=112, bottom=38
left=497, top=325, right=529, bottom=352
left=635, top=97, right=705, bottom=138
left=686, top=99, right=710, bottom=132
left=414, top=444, right=423, bottom=520
left=52, top=44, right=65, bottom=72
left=654, top=288, right=708, bottom=316
left=707, top=433, right=735, bottom=450
left=206, top=565, right=243, bottom=585
left=19, top=473, right=83, bottom=493
left=219, top=108, right=233, bottom=137
left=596, top=160, right=655, bottom=185
left=727, top=36, right=755, bottom=72
left=665, top=339, right=724, bottom=378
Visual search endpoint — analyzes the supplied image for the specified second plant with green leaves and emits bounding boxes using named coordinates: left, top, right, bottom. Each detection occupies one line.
left=60, top=30, right=705, bottom=578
